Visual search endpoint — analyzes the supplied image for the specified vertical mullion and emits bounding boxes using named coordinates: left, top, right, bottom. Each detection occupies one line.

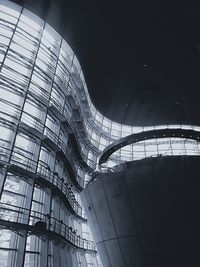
left=0, top=7, right=27, bottom=200
left=0, top=7, right=22, bottom=73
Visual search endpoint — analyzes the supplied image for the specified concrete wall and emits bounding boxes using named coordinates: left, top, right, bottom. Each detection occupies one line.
left=82, top=156, right=200, bottom=267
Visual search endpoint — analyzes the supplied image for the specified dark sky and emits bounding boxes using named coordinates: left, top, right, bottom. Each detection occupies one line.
left=14, top=0, right=200, bottom=126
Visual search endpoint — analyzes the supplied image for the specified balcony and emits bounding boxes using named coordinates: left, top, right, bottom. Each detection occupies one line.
left=0, top=202, right=96, bottom=252
left=36, top=163, right=86, bottom=221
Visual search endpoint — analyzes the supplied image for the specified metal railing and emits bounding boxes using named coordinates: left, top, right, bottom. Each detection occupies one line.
left=37, top=163, right=86, bottom=219
left=43, top=127, right=85, bottom=188
left=0, top=145, right=85, bottom=219
left=0, top=202, right=95, bottom=251
left=99, top=128, right=200, bottom=166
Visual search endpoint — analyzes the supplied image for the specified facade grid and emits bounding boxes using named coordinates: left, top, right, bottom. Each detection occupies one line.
left=0, top=1, right=200, bottom=266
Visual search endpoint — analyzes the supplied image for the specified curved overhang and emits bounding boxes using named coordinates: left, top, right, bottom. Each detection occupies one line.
left=99, top=128, right=200, bottom=165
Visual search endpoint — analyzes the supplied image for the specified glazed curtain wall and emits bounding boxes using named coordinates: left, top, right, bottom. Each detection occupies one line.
left=0, top=1, right=99, bottom=266
left=0, top=1, right=199, bottom=266
left=1, top=1, right=200, bottom=171
left=0, top=1, right=200, bottom=171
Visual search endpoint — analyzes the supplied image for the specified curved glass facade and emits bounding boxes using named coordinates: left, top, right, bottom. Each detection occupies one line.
left=0, top=1, right=99, bottom=266
left=0, top=0, right=200, bottom=266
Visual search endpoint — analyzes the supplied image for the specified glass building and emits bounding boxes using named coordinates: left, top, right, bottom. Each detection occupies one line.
left=0, top=0, right=200, bottom=266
